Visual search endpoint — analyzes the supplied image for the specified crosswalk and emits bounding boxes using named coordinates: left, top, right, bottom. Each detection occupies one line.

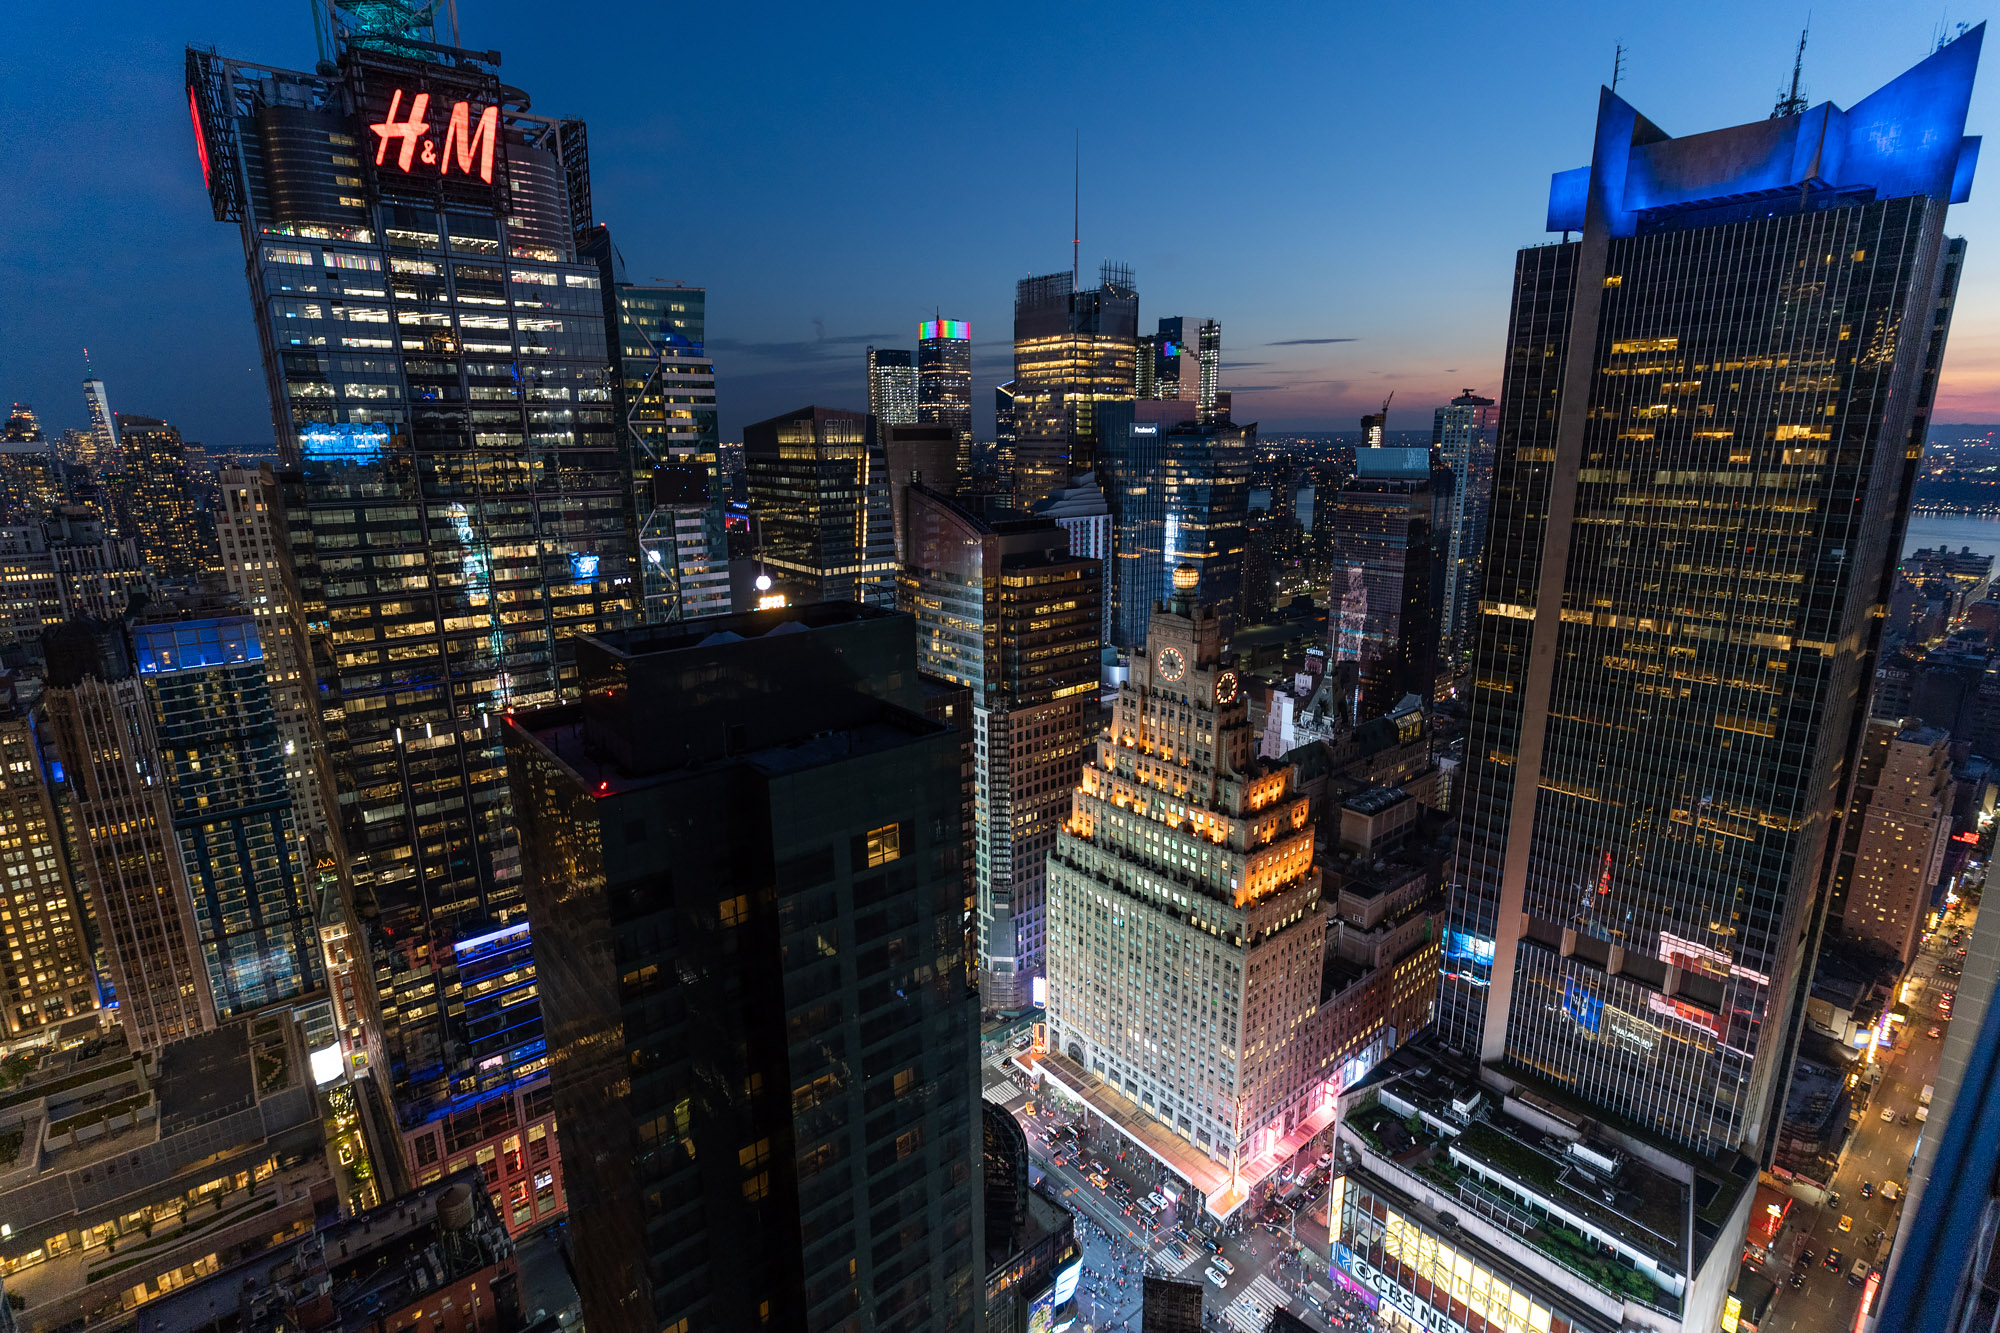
left=983, top=1081, right=1021, bottom=1105
left=1160, top=1239, right=1206, bottom=1274
left=1222, top=1273, right=1295, bottom=1333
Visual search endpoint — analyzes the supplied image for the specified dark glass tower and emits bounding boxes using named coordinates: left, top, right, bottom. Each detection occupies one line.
left=505, top=603, right=980, bottom=1332
left=743, top=405, right=897, bottom=607
left=1439, top=31, right=1980, bottom=1162
left=1097, top=401, right=1252, bottom=651
left=1325, top=446, right=1437, bottom=719
left=918, top=319, right=973, bottom=458
left=1434, top=389, right=1498, bottom=665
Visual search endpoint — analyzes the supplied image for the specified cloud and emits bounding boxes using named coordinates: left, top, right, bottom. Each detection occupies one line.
left=1265, top=337, right=1360, bottom=346
left=708, top=329, right=897, bottom=361
left=1221, top=360, right=1269, bottom=369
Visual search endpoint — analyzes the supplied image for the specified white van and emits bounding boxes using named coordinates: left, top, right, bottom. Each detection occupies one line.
left=1881, top=1181, right=1900, bottom=1202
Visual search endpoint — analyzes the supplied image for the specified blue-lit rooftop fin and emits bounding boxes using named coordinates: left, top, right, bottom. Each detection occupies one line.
left=1546, top=23, right=1982, bottom=236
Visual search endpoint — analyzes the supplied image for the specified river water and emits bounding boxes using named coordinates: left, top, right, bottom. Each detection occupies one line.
left=1903, top=512, right=2000, bottom=560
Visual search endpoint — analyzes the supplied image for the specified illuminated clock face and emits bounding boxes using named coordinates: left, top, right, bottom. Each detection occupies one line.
left=1157, top=647, right=1187, bottom=682
left=1215, top=670, right=1240, bottom=705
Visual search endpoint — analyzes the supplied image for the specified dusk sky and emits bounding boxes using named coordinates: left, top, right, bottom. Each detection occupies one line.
left=5, top=1, right=1998, bottom=447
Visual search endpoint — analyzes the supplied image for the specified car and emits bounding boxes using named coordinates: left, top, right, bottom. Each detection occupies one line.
left=1799, top=1247, right=1816, bottom=1267
left=1931, top=1026, right=1944, bottom=1038
left=1826, top=1249, right=1843, bottom=1272
left=1205, top=1267, right=1229, bottom=1290
left=1881, top=1107, right=1896, bottom=1122
left=1139, top=1198, right=1162, bottom=1216
left=1839, top=1215, right=1853, bottom=1233
left=1849, top=1259, right=1870, bottom=1286
left=1212, top=1257, right=1235, bottom=1276
left=1860, top=1182, right=1874, bottom=1199
left=1145, top=1191, right=1165, bottom=1209
left=1316, top=1151, right=1334, bottom=1169
left=1278, top=1165, right=1295, bottom=1184
left=1789, top=1273, right=1807, bottom=1290
left=1198, top=1235, right=1223, bottom=1254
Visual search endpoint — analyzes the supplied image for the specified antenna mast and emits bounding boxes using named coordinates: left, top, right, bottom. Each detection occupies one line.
left=1772, top=22, right=1810, bottom=118
left=1072, top=131, right=1080, bottom=293
left=1612, top=42, right=1627, bottom=92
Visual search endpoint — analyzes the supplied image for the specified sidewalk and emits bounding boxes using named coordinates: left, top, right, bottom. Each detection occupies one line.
left=1034, top=1050, right=1337, bottom=1221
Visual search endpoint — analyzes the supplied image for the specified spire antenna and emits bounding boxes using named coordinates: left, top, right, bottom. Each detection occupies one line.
left=1772, top=20, right=1810, bottom=118
left=1612, top=41, right=1627, bottom=92
left=1072, top=130, right=1080, bottom=292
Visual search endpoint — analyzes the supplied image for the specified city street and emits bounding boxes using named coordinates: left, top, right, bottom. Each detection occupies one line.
left=984, top=1041, right=1374, bottom=1331
left=1759, top=897, right=1975, bottom=1333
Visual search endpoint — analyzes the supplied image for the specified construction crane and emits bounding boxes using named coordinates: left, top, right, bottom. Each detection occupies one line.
left=1771, top=23, right=1810, bottom=119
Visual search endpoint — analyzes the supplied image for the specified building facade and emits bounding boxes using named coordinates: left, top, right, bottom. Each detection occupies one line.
left=215, top=466, right=329, bottom=838
left=918, top=319, right=973, bottom=452
left=134, top=612, right=322, bottom=1016
left=42, top=619, right=217, bottom=1051
left=597, top=270, right=730, bottom=622
left=1324, top=446, right=1437, bottom=720
left=1043, top=578, right=1327, bottom=1217
left=1434, top=389, right=1498, bottom=665
left=112, top=415, right=208, bottom=580
left=1843, top=721, right=1953, bottom=964
left=506, top=604, right=981, bottom=1332
left=189, top=28, right=639, bottom=1158
left=1012, top=266, right=1139, bottom=474
left=80, top=374, right=118, bottom=476
left=1098, top=401, right=1253, bottom=652
left=868, top=347, right=918, bottom=427
left=900, top=488, right=1102, bottom=1014
left=743, top=405, right=897, bottom=607
left=1420, top=32, right=1979, bottom=1333
left=0, top=704, right=97, bottom=1038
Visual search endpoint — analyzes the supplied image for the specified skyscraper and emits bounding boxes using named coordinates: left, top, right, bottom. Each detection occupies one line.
left=1338, top=31, right=1981, bottom=1333
left=995, top=379, right=1019, bottom=462
left=1324, top=446, right=1437, bottom=719
left=1839, top=720, right=1952, bottom=965
left=881, top=421, right=961, bottom=561
left=1433, top=389, right=1498, bottom=665
left=867, top=346, right=918, bottom=427
left=1042, top=574, right=1328, bottom=1218
left=2, top=405, right=41, bottom=443
left=743, top=405, right=897, bottom=606
left=134, top=609, right=323, bottom=1014
left=595, top=266, right=730, bottom=622
left=80, top=369, right=118, bottom=475
left=918, top=318, right=973, bottom=455
left=43, top=618, right=217, bottom=1051
left=899, top=487, right=1101, bottom=1014
left=216, top=465, right=331, bottom=838
left=190, top=17, right=639, bottom=1206
left=1144, top=317, right=1222, bottom=420
left=1097, top=401, right=1253, bottom=651
left=505, top=603, right=980, bottom=1331
left=114, top=414, right=210, bottom=579
left=0, top=701, right=98, bottom=1039
left=0, top=405, right=60, bottom=526
left=1012, top=264, right=1139, bottom=474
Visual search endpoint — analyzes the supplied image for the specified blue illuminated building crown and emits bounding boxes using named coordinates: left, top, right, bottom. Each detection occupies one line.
left=1548, top=24, right=1982, bottom=237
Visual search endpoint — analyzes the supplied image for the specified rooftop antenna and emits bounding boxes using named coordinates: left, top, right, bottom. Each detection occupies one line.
left=1772, top=20, right=1810, bottom=118
left=1611, top=42, right=1627, bottom=92
left=1072, top=130, right=1080, bottom=294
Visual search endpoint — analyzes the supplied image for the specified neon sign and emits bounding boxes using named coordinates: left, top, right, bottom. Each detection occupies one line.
left=370, top=89, right=500, bottom=185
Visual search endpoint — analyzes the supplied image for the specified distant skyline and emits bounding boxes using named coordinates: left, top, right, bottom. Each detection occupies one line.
left=4, top=2, right=1998, bottom=446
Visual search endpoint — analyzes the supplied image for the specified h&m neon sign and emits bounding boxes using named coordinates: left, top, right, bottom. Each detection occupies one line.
left=370, top=89, right=499, bottom=185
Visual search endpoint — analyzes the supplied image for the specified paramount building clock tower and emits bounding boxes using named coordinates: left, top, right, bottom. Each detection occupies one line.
left=1042, top=565, right=1330, bottom=1218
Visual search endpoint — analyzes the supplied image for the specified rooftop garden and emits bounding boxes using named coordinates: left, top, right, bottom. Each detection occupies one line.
left=1529, top=1219, right=1670, bottom=1308
left=47, top=1092, right=150, bottom=1140
left=0, top=1060, right=135, bottom=1114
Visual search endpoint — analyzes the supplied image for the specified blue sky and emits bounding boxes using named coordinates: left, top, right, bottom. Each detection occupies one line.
left=3, top=2, right=1996, bottom=446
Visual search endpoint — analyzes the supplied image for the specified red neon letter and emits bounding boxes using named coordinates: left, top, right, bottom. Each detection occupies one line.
left=441, top=100, right=499, bottom=184
left=370, top=89, right=431, bottom=172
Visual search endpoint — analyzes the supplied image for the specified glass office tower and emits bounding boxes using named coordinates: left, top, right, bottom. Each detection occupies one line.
left=918, top=319, right=972, bottom=451
left=1434, top=389, right=1498, bottom=665
left=868, top=347, right=918, bottom=426
left=1097, top=401, right=1252, bottom=651
left=1012, top=265, right=1139, bottom=474
left=1324, top=446, right=1437, bottom=719
left=1439, top=32, right=1979, bottom=1159
left=188, top=23, right=631, bottom=1156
